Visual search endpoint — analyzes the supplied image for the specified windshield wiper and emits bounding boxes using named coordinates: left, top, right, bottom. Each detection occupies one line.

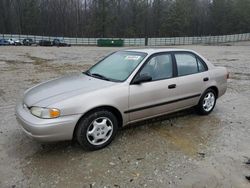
left=91, top=73, right=111, bottom=81
left=85, top=70, right=92, bottom=76
left=84, top=71, right=119, bottom=82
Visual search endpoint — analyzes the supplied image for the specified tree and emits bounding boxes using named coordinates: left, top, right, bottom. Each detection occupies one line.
left=0, top=0, right=249, bottom=37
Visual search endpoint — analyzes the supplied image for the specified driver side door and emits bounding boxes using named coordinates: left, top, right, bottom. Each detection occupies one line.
left=127, top=53, right=180, bottom=122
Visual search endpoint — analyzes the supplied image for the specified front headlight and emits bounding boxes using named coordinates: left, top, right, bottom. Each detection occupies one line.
left=30, top=107, right=60, bottom=119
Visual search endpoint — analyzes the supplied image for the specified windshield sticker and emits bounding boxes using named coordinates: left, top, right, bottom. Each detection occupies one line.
left=125, top=56, right=141, bottom=61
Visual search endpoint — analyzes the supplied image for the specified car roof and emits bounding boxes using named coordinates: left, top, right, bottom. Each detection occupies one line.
left=124, top=48, right=196, bottom=55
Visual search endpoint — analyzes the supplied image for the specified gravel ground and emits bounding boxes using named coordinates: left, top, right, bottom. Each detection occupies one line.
left=0, top=43, right=250, bottom=188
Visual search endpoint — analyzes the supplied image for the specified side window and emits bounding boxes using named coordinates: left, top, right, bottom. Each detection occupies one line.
left=197, top=58, right=206, bottom=72
left=175, top=53, right=198, bottom=76
left=140, top=54, right=173, bottom=81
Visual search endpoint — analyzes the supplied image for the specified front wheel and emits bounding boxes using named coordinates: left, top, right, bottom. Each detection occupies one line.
left=76, top=110, right=118, bottom=150
left=197, top=89, right=217, bottom=115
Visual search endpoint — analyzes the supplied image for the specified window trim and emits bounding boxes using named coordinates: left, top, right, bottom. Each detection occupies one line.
left=130, top=52, right=176, bottom=85
left=173, top=51, right=208, bottom=77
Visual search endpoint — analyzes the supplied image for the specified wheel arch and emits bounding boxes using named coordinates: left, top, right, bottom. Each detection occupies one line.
left=72, top=105, right=123, bottom=140
left=198, top=85, right=219, bottom=105
left=207, top=86, right=219, bottom=98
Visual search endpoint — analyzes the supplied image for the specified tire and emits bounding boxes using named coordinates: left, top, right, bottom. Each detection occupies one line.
left=76, top=110, right=118, bottom=150
left=197, top=89, right=217, bottom=115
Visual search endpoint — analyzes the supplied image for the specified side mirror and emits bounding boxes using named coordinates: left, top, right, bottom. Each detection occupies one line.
left=132, top=74, right=152, bottom=84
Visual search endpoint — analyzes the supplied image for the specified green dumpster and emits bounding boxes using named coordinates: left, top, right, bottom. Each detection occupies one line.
left=97, top=39, right=124, bottom=47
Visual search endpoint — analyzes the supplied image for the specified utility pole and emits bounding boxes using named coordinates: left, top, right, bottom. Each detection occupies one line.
left=76, top=0, right=79, bottom=38
left=101, top=0, right=105, bottom=38
left=145, top=0, right=149, bottom=46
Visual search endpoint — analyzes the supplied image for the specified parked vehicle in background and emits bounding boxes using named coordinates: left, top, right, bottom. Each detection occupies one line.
left=53, top=39, right=71, bottom=47
left=16, top=49, right=228, bottom=150
left=23, top=38, right=36, bottom=46
left=39, top=40, right=53, bottom=46
left=7, top=38, right=22, bottom=45
left=0, top=39, right=9, bottom=46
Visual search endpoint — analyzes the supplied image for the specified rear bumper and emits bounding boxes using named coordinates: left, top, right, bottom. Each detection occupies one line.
left=15, top=102, right=82, bottom=142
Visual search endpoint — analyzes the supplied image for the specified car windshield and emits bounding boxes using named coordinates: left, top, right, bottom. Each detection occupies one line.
left=86, top=51, right=147, bottom=82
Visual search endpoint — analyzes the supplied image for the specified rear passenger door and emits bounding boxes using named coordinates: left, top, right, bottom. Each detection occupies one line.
left=172, top=52, right=209, bottom=108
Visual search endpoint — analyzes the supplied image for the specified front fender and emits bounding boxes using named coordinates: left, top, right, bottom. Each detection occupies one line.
left=49, top=84, right=129, bottom=125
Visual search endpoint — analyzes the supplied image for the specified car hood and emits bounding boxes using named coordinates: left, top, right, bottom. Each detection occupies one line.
left=23, top=73, right=116, bottom=107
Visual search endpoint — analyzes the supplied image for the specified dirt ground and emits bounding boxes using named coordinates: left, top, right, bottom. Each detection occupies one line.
left=0, top=42, right=250, bottom=188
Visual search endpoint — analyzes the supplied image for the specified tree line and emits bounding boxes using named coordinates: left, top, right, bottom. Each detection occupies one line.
left=0, top=0, right=250, bottom=38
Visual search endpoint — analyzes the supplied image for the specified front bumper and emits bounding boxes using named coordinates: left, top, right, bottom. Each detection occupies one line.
left=15, top=102, right=82, bottom=142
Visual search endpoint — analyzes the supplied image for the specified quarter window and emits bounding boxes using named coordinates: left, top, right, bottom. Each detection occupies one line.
left=197, top=58, right=206, bottom=72
left=175, top=53, right=199, bottom=76
left=140, top=54, right=173, bottom=81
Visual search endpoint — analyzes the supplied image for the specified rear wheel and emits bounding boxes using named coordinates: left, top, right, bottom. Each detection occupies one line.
left=197, top=89, right=217, bottom=115
left=76, top=110, right=118, bottom=150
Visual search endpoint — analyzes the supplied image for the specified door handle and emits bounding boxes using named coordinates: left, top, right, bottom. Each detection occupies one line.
left=203, top=77, right=209, bottom=82
left=168, top=84, right=176, bottom=89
